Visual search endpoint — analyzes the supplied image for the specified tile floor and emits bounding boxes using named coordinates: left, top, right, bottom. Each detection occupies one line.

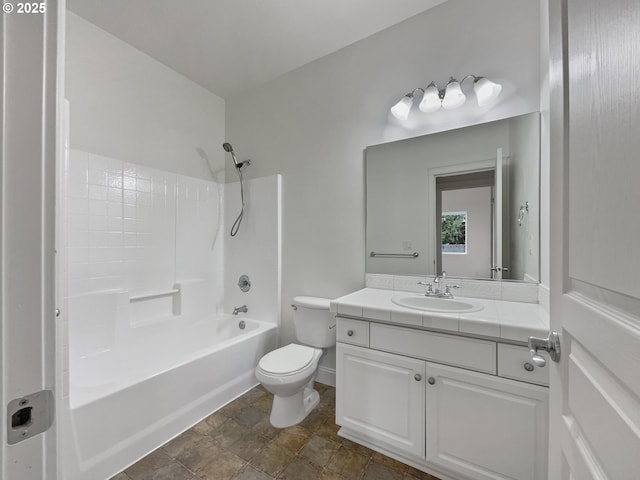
left=111, top=383, right=441, bottom=480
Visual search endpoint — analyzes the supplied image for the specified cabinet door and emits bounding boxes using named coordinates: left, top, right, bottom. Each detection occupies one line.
left=425, top=363, right=548, bottom=480
left=336, top=343, right=425, bottom=458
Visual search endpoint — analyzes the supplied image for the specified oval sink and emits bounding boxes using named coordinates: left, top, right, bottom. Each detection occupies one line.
left=391, top=294, right=483, bottom=313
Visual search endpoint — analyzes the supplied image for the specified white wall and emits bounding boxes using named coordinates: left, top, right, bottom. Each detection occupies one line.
left=226, top=0, right=542, bottom=349
left=224, top=175, right=282, bottom=328
left=65, top=12, right=225, bottom=180
left=539, top=0, right=551, bottom=287
left=508, top=114, right=541, bottom=281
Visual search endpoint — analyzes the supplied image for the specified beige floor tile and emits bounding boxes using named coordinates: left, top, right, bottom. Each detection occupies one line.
left=363, top=461, right=404, bottom=480
left=319, top=471, right=346, bottom=480
left=195, top=450, right=246, bottom=480
left=299, top=434, right=340, bottom=468
left=272, top=425, right=312, bottom=453
left=251, top=417, right=280, bottom=440
left=314, top=419, right=342, bottom=444
left=146, top=461, right=197, bottom=480
left=278, top=456, right=322, bottom=480
left=212, top=418, right=249, bottom=449
left=252, top=395, right=273, bottom=413
left=326, top=446, right=369, bottom=479
left=113, top=385, right=442, bottom=480
left=248, top=442, right=294, bottom=477
left=227, top=431, right=269, bottom=462
left=175, top=436, right=221, bottom=473
left=370, top=451, right=407, bottom=472
left=161, top=429, right=206, bottom=458
left=219, top=396, right=249, bottom=417
left=231, top=465, right=272, bottom=480
left=193, top=412, right=227, bottom=435
left=405, top=466, right=441, bottom=480
left=341, top=437, right=375, bottom=459
left=125, top=449, right=172, bottom=479
left=233, top=406, right=267, bottom=428
left=298, top=409, right=328, bottom=431
left=242, top=388, right=267, bottom=405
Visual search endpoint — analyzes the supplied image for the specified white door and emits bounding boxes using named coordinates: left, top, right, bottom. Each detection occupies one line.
left=547, top=0, right=640, bottom=478
left=425, top=363, right=548, bottom=480
left=1, top=2, right=62, bottom=479
left=336, top=343, right=425, bottom=459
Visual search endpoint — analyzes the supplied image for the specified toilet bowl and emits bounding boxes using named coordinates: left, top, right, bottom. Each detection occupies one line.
left=256, top=344, right=323, bottom=427
left=256, top=296, right=334, bottom=428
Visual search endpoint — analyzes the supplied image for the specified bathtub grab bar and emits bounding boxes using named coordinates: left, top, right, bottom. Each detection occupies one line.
left=129, top=288, right=180, bottom=302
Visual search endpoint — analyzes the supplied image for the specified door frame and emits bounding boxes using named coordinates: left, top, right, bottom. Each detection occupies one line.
left=1, top=1, right=64, bottom=478
left=427, top=158, right=497, bottom=277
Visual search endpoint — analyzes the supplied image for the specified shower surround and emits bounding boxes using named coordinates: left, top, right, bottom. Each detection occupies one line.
left=59, top=149, right=281, bottom=480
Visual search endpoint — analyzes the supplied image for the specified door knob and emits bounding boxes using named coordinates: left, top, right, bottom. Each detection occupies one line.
left=527, top=331, right=561, bottom=367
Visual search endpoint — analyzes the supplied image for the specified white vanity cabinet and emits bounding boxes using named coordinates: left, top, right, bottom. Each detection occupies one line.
left=336, top=343, right=425, bottom=459
left=335, top=316, right=549, bottom=480
left=425, top=363, right=548, bottom=480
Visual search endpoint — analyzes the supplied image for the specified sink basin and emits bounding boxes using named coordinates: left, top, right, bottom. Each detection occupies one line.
left=391, top=294, right=483, bottom=313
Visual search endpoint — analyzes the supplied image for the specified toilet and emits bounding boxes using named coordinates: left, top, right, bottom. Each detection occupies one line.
left=255, top=296, right=335, bottom=428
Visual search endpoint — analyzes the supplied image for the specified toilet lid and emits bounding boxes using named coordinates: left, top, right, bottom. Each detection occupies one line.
left=258, top=344, right=316, bottom=375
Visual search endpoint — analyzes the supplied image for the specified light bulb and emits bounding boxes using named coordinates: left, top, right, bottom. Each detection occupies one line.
left=474, top=77, right=502, bottom=107
left=418, top=84, right=441, bottom=113
left=441, top=79, right=466, bottom=110
left=390, top=94, right=413, bottom=120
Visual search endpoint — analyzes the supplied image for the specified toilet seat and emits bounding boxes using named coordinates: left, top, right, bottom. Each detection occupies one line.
left=257, top=344, right=318, bottom=376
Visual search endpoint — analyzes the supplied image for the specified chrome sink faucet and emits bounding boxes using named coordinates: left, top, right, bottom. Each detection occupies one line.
left=233, top=305, right=248, bottom=315
left=418, top=271, right=460, bottom=298
left=433, top=270, right=446, bottom=294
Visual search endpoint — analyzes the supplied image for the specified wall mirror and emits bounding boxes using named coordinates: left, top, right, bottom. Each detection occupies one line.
left=366, top=112, right=540, bottom=282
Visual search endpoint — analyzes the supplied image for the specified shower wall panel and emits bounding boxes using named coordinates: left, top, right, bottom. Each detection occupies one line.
left=63, top=149, right=225, bottom=358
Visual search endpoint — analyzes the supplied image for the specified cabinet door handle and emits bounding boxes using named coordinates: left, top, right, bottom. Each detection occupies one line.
left=414, top=374, right=422, bottom=381
left=427, top=377, right=436, bottom=385
left=347, top=330, right=354, bottom=337
left=523, top=362, right=535, bottom=372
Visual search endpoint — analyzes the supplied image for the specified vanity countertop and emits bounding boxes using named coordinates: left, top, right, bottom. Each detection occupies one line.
left=330, top=288, right=548, bottom=343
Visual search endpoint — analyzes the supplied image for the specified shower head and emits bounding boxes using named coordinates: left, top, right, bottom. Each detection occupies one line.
left=222, top=142, right=246, bottom=168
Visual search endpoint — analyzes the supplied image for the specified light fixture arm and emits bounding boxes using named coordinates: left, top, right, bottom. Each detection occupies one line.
left=459, top=74, right=479, bottom=84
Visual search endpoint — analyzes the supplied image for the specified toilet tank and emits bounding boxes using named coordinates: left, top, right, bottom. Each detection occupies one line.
left=292, top=296, right=335, bottom=348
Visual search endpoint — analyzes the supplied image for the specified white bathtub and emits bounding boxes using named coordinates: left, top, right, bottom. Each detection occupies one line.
left=62, top=315, right=277, bottom=480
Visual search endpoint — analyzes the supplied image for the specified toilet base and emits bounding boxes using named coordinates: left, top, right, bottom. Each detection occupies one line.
left=269, top=384, right=320, bottom=428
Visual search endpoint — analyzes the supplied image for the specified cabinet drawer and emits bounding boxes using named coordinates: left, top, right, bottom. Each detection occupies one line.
left=337, top=318, right=369, bottom=347
left=370, top=323, right=496, bottom=374
left=498, top=344, right=549, bottom=386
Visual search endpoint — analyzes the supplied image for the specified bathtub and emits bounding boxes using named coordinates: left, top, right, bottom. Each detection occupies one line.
left=62, top=315, right=277, bottom=480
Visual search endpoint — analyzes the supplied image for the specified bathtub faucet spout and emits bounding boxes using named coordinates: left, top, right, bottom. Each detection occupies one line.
left=233, top=305, right=248, bottom=315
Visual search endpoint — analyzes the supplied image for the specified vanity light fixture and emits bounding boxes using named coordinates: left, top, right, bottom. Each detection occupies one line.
left=391, top=75, right=502, bottom=119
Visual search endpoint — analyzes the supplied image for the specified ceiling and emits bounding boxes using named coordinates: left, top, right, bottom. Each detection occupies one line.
left=67, top=0, right=448, bottom=99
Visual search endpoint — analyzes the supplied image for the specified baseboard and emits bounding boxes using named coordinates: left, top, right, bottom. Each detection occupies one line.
left=316, top=365, right=336, bottom=387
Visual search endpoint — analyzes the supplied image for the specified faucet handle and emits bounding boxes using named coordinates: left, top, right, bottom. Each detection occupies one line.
left=418, top=281, right=434, bottom=295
